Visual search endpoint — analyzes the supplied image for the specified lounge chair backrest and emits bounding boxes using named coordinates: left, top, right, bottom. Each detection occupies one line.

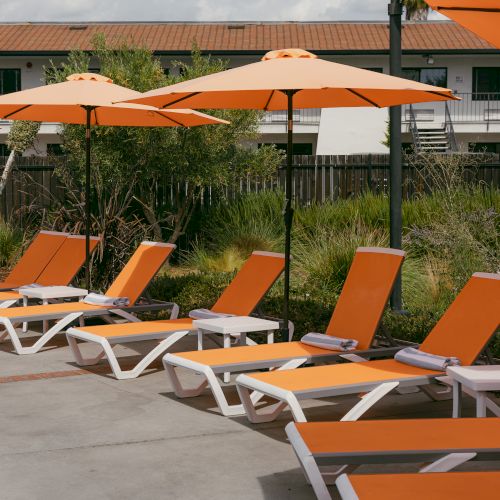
left=7, top=230, right=68, bottom=285
left=211, top=251, right=285, bottom=316
left=36, top=235, right=100, bottom=286
left=325, top=247, right=405, bottom=349
left=420, top=272, right=500, bottom=365
left=105, top=241, right=175, bottom=304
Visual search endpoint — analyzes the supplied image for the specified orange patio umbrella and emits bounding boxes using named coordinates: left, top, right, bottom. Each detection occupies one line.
left=428, top=1, right=500, bottom=48
left=123, top=48, right=458, bottom=341
left=0, top=73, right=228, bottom=288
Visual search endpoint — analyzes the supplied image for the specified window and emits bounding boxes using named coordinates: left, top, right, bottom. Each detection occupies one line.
left=0, top=69, right=21, bottom=95
left=402, top=68, right=447, bottom=88
left=0, top=144, right=11, bottom=156
left=472, top=68, right=500, bottom=100
left=469, top=142, right=500, bottom=153
left=163, top=67, right=170, bottom=77
left=259, top=143, right=313, bottom=155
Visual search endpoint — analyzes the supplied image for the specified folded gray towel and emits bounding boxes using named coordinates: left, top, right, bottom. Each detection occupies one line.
left=300, top=332, right=358, bottom=351
left=83, top=293, right=130, bottom=307
left=189, top=308, right=234, bottom=320
left=395, top=347, right=461, bottom=371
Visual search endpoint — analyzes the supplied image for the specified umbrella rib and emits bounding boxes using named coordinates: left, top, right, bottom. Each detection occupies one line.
left=4, top=104, right=32, bottom=119
left=161, top=92, right=201, bottom=109
left=93, top=108, right=99, bottom=126
left=346, top=89, right=381, bottom=108
left=263, top=90, right=275, bottom=111
left=436, top=6, right=500, bottom=13
left=153, top=110, right=186, bottom=127
left=427, top=90, right=457, bottom=100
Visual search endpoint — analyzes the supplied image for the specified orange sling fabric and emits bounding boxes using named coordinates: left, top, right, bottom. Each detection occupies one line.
left=36, top=236, right=100, bottom=286
left=419, top=273, right=500, bottom=365
left=1, top=231, right=67, bottom=287
left=295, top=418, right=500, bottom=455
left=105, top=242, right=175, bottom=303
left=211, top=252, right=285, bottom=316
left=325, top=248, right=404, bottom=349
left=346, top=471, right=500, bottom=500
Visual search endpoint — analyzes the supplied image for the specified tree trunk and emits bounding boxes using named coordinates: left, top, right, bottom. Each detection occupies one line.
left=0, top=150, right=16, bottom=197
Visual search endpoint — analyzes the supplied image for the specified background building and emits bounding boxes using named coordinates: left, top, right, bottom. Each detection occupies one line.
left=0, top=21, right=499, bottom=155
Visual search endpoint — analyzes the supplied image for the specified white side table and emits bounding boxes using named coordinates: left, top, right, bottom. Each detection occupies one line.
left=447, top=365, right=500, bottom=418
left=193, top=316, right=280, bottom=383
left=19, top=286, right=88, bottom=332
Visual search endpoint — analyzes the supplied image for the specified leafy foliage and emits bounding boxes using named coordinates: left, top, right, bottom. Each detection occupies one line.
left=39, top=36, right=282, bottom=288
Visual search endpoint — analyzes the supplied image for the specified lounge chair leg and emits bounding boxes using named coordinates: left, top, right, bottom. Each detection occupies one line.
left=2, top=313, right=83, bottom=355
left=66, top=333, right=106, bottom=366
left=341, top=382, right=399, bottom=421
left=163, top=360, right=209, bottom=398
left=236, top=383, right=291, bottom=422
left=420, top=452, right=477, bottom=473
left=285, top=423, right=332, bottom=500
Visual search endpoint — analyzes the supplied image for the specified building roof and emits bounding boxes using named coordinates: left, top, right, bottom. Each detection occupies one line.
left=0, top=21, right=495, bottom=55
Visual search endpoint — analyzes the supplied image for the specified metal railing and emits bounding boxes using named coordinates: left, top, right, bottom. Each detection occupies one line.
left=407, top=105, right=422, bottom=151
left=444, top=102, right=458, bottom=152
left=260, top=108, right=321, bottom=124
left=447, top=93, right=500, bottom=129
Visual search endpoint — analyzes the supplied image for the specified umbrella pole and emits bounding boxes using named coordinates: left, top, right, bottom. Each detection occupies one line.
left=85, top=106, right=91, bottom=291
left=282, top=90, right=295, bottom=342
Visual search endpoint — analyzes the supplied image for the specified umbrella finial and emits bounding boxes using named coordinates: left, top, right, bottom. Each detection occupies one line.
left=262, top=48, right=317, bottom=61
left=66, top=73, right=113, bottom=83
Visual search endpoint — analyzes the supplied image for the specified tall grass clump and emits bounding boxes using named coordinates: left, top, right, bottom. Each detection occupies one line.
left=0, top=219, right=23, bottom=269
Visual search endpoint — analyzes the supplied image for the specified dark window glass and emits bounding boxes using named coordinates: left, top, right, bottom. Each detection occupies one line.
left=163, top=67, right=170, bottom=76
left=469, top=142, right=500, bottom=153
left=472, top=68, right=500, bottom=100
left=0, top=69, right=21, bottom=95
left=402, top=68, right=447, bottom=88
left=260, top=143, right=313, bottom=155
left=47, top=144, right=64, bottom=156
left=0, top=143, right=11, bottom=156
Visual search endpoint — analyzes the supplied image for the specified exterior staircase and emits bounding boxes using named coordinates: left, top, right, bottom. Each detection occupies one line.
left=408, top=103, right=458, bottom=153
left=417, top=127, right=450, bottom=153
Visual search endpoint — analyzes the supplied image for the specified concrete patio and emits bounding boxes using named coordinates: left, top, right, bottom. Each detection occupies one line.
left=1, top=329, right=499, bottom=500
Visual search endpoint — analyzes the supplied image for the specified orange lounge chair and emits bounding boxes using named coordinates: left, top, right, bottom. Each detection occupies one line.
left=285, top=418, right=500, bottom=499
left=335, top=472, right=500, bottom=500
left=0, top=241, right=176, bottom=354
left=236, top=272, right=500, bottom=423
left=0, top=235, right=100, bottom=309
left=65, top=251, right=286, bottom=380
left=0, top=230, right=68, bottom=290
left=162, top=247, right=405, bottom=416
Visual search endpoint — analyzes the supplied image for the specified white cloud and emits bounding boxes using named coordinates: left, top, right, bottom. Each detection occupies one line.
left=0, top=0, right=393, bottom=22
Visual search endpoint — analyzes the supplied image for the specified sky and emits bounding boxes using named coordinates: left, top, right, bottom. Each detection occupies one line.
left=0, top=0, right=445, bottom=22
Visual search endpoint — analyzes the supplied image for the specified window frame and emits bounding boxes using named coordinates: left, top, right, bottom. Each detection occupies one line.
left=0, top=68, right=21, bottom=95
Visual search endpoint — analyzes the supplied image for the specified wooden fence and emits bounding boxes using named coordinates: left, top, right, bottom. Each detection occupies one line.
left=1, top=154, right=499, bottom=220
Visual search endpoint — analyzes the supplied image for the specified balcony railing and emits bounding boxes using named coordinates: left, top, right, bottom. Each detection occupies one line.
left=260, top=108, right=321, bottom=124
left=447, top=93, right=500, bottom=123
left=403, top=93, right=500, bottom=127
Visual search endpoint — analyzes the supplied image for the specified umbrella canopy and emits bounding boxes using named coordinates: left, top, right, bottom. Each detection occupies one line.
left=428, top=2, right=500, bottom=49
left=123, top=48, right=457, bottom=110
left=0, top=73, right=228, bottom=288
left=0, top=73, right=229, bottom=126
left=123, top=48, right=458, bottom=341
